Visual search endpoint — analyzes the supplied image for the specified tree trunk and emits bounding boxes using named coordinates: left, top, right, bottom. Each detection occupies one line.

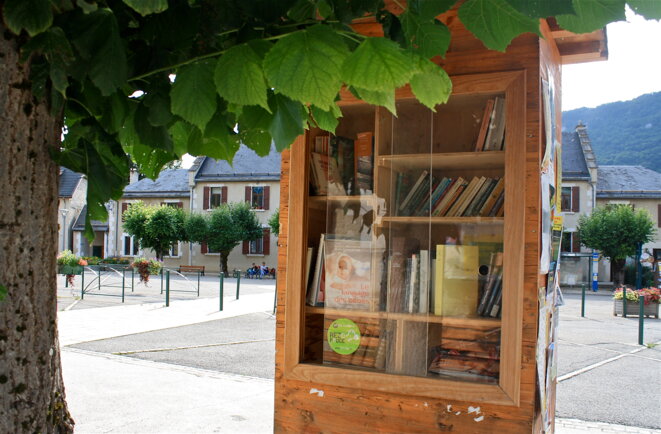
left=612, top=258, right=626, bottom=286
left=220, top=252, right=229, bottom=275
left=0, top=27, right=75, bottom=432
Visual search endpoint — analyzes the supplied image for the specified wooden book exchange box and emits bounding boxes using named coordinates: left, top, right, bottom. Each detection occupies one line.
left=275, top=7, right=607, bottom=433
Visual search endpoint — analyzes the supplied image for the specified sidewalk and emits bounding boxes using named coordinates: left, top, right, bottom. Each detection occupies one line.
left=57, top=283, right=660, bottom=433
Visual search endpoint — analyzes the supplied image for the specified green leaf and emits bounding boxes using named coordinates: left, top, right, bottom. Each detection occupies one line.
left=215, top=43, right=269, bottom=111
left=628, top=0, right=661, bottom=19
left=310, top=105, right=341, bottom=133
left=269, top=94, right=306, bottom=151
left=186, top=113, right=241, bottom=163
left=0, top=284, right=7, bottom=302
left=459, top=0, right=541, bottom=52
left=503, top=0, right=574, bottom=18
left=77, top=0, right=98, bottom=14
left=145, top=93, right=173, bottom=127
left=400, top=11, right=451, bottom=58
left=100, top=91, right=129, bottom=134
left=342, top=37, right=415, bottom=92
left=71, top=9, right=127, bottom=95
left=352, top=87, right=397, bottom=115
left=287, top=0, right=316, bottom=21
left=3, top=0, right=53, bottom=36
left=122, top=0, right=169, bottom=16
left=171, top=61, right=217, bottom=132
left=20, top=27, right=74, bottom=95
left=264, top=25, right=349, bottom=110
left=556, top=0, right=626, bottom=34
left=168, top=120, right=195, bottom=157
left=410, top=59, right=452, bottom=111
left=134, top=103, right=174, bottom=152
left=239, top=106, right=274, bottom=156
left=408, top=0, right=457, bottom=20
left=317, top=0, right=333, bottom=18
left=132, top=143, right=175, bottom=179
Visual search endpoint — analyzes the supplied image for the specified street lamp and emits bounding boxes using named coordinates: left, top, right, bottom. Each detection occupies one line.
left=60, top=209, right=69, bottom=251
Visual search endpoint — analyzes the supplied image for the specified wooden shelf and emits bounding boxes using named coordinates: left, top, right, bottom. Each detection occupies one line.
left=378, top=151, right=505, bottom=172
left=379, top=216, right=504, bottom=225
left=309, top=195, right=377, bottom=203
left=306, top=306, right=501, bottom=328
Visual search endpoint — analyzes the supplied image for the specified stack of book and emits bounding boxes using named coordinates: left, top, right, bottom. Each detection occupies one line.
left=393, top=172, right=504, bottom=217
left=385, top=247, right=431, bottom=314
left=477, top=252, right=504, bottom=318
left=309, top=132, right=374, bottom=196
left=474, top=96, right=506, bottom=152
left=428, top=326, right=500, bottom=382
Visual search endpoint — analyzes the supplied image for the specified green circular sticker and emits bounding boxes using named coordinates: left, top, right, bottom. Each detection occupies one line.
left=327, top=318, right=361, bottom=355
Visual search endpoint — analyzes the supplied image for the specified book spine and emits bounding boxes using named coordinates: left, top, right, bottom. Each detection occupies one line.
left=474, top=99, right=495, bottom=152
left=399, top=170, right=429, bottom=213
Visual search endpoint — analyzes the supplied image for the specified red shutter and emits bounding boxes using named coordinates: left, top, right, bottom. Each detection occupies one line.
left=572, top=232, right=580, bottom=253
left=263, top=186, right=270, bottom=210
left=245, top=186, right=251, bottom=204
left=221, top=186, right=228, bottom=204
left=263, top=228, right=270, bottom=255
left=121, top=202, right=128, bottom=221
left=658, top=204, right=660, bottom=227
left=177, top=202, right=183, bottom=208
left=243, top=240, right=249, bottom=254
left=201, top=242, right=208, bottom=254
left=571, top=186, right=580, bottom=212
left=203, top=187, right=210, bottom=210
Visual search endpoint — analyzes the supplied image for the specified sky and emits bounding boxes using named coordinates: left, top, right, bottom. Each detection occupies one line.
left=561, top=11, right=661, bottom=111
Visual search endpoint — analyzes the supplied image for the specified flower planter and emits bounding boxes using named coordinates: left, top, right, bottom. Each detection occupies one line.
left=58, top=264, right=84, bottom=275
left=613, top=299, right=659, bottom=318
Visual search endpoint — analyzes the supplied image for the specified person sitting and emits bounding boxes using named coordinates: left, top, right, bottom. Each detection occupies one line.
left=260, top=262, right=269, bottom=278
left=247, top=263, right=258, bottom=279
left=269, top=267, right=276, bottom=279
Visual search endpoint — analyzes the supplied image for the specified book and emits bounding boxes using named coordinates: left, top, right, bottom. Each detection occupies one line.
left=478, top=178, right=505, bottom=216
left=354, top=131, right=374, bottom=195
left=331, top=136, right=355, bottom=195
left=477, top=252, right=503, bottom=316
left=305, top=247, right=314, bottom=290
left=430, top=178, right=457, bottom=214
left=314, top=135, right=330, bottom=154
left=450, top=176, right=486, bottom=217
left=387, top=237, right=407, bottom=312
left=484, top=96, right=506, bottom=151
left=394, top=172, right=413, bottom=216
left=418, top=249, right=430, bottom=314
left=474, top=98, right=495, bottom=152
left=412, top=176, right=441, bottom=216
left=398, top=170, right=429, bottom=214
left=488, top=191, right=505, bottom=217
left=463, top=177, right=496, bottom=217
left=403, top=174, right=433, bottom=216
left=311, top=152, right=346, bottom=196
left=324, top=238, right=376, bottom=311
left=433, top=177, right=468, bottom=217
left=408, top=254, right=419, bottom=313
left=433, top=244, right=479, bottom=316
left=306, top=234, right=326, bottom=307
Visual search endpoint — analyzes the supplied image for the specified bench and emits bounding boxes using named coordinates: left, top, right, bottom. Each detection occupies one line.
left=177, top=265, right=205, bottom=276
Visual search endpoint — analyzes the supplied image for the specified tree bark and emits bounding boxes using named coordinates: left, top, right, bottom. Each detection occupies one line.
left=612, top=258, right=626, bottom=286
left=0, top=27, right=75, bottom=432
left=220, top=252, right=229, bottom=275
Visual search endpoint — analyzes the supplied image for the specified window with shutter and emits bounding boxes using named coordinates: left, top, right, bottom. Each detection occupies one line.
left=203, top=187, right=210, bottom=210
left=263, top=228, right=270, bottom=255
left=201, top=242, right=208, bottom=254
left=571, top=186, right=580, bottom=212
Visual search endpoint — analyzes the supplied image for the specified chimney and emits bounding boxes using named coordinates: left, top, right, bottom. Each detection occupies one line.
left=129, top=168, right=140, bottom=184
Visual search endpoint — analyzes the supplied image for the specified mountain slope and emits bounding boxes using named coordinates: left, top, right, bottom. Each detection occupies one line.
left=562, top=92, right=661, bottom=173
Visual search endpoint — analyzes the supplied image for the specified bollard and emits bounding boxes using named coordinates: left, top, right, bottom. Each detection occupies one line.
left=581, top=284, right=586, bottom=317
left=160, top=267, right=164, bottom=294
left=638, top=296, right=645, bottom=345
left=219, top=272, right=224, bottom=311
left=197, top=270, right=201, bottom=297
left=621, top=287, right=627, bottom=317
left=81, top=269, right=85, bottom=300
left=236, top=270, right=241, bottom=300
left=273, top=279, right=277, bottom=315
left=121, top=268, right=125, bottom=303
left=131, top=266, right=134, bottom=292
left=165, top=270, right=170, bottom=307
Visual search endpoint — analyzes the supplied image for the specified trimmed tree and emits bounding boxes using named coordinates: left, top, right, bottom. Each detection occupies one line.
left=268, top=208, right=280, bottom=238
left=578, top=204, right=656, bottom=285
left=2, top=0, right=661, bottom=430
left=123, top=202, right=187, bottom=260
left=187, top=202, right=263, bottom=274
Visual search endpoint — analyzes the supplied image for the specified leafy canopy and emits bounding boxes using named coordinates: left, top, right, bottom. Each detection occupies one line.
left=4, top=0, right=660, bottom=240
left=122, top=202, right=187, bottom=259
left=578, top=204, right=656, bottom=261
